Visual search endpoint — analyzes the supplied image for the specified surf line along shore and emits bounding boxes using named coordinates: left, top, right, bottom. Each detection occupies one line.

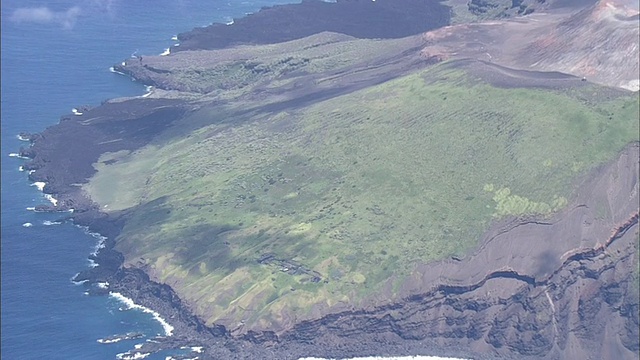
left=11, top=138, right=175, bottom=341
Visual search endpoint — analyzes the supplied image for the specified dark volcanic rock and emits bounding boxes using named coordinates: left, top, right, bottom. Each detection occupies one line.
left=14, top=1, right=639, bottom=358
left=24, top=98, right=188, bottom=209
left=175, top=0, right=450, bottom=51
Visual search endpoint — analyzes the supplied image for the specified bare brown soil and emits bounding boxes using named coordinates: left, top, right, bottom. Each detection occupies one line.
left=17, top=0, right=640, bottom=358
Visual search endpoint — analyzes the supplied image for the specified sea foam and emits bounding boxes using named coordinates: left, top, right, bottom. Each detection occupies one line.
left=109, top=292, right=174, bottom=336
left=98, top=337, right=124, bottom=344
left=71, top=276, right=89, bottom=285
left=116, top=351, right=150, bottom=360
left=142, top=85, right=153, bottom=98
left=9, top=153, right=30, bottom=159
left=22, top=222, right=33, bottom=227
left=32, top=181, right=46, bottom=191
left=43, top=220, right=62, bottom=226
left=160, top=48, right=170, bottom=56
left=110, top=67, right=127, bottom=76
left=44, top=194, right=58, bottom=207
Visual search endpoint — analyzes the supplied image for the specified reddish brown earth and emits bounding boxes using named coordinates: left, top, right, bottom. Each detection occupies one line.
left=418, top=0, right=639, bottom=90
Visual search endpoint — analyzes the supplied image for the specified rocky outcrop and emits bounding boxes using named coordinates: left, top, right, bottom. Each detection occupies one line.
left=20, top=98, right=188, bottom=213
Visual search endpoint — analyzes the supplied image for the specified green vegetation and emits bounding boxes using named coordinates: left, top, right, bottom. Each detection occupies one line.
left=485, top=184, right=568, bottom=217
left=84, top=61, right=639, bottom=328
left=155, top=34, right=419, bottom=94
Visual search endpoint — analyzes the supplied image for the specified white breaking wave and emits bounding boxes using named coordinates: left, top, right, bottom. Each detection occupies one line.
left=109, top=292, right=174, bottom=336
left=90, top=236, right=106, bottom=256
left=160, top=48, right=170, bottom=56
left=43, top=220, right=62, bottom=226
left=71, top=276, right=89, bottom=285
left=97, top=337, right=123, bottom=344
left=171, top=35, right=178, bottom=41
left=142, top=85, right=153, bottom=98
left=110, top=66, right=127, bottom=76
left=116, top=351, right=150, bottom=360
left=32, top=181, right=46, bottom=191
left=17, top=134, right=30, bottom=142
left=22, top=222, right=33, bottom=227
left=26, top=207, right=36, bottom=211
left=97, top=281, right=109, bottom=289
left=72, top=108, right=83, bottom=116
left=19, top=166, right=24, bottom=172
left=44, top=194, right=58, bottom=206
left=74, top=224, right=107, bottom=267
left=76, top=224, right=108, bottom=243
left=9, top=153, right=30, bottom=159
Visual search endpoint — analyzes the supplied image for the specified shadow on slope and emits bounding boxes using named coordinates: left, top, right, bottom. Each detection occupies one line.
left=175, top=0, right=451, bottom=51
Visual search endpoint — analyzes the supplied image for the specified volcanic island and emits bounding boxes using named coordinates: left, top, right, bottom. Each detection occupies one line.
left=17, top=0, right=640, bottom=358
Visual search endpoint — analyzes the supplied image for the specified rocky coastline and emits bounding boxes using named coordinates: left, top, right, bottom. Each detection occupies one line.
left=14, top=0, right=639, bottom=359
left=16, top=85, right=640, bottom=360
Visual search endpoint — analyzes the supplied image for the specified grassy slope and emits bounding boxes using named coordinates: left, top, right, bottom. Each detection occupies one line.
left=84, top=62, right=639, bottom=329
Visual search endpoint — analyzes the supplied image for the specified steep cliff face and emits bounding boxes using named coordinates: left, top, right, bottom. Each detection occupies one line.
left=279, top=143, right=639, bottom=360
left=524, top=0, right=640, bottom=91
left=418, top=0, right=639, bottom=91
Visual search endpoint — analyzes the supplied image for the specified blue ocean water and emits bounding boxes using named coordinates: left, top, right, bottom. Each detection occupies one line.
left=0, top=1, right=296, bottom=359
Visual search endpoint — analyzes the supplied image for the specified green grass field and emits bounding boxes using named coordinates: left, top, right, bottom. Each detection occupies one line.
left=84, top=62, right=639, bottom=329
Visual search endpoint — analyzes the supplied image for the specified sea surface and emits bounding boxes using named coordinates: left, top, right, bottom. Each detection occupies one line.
left=0, top=1, right=295, bottom=359
left=1, top=1, right=468, bottom=359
